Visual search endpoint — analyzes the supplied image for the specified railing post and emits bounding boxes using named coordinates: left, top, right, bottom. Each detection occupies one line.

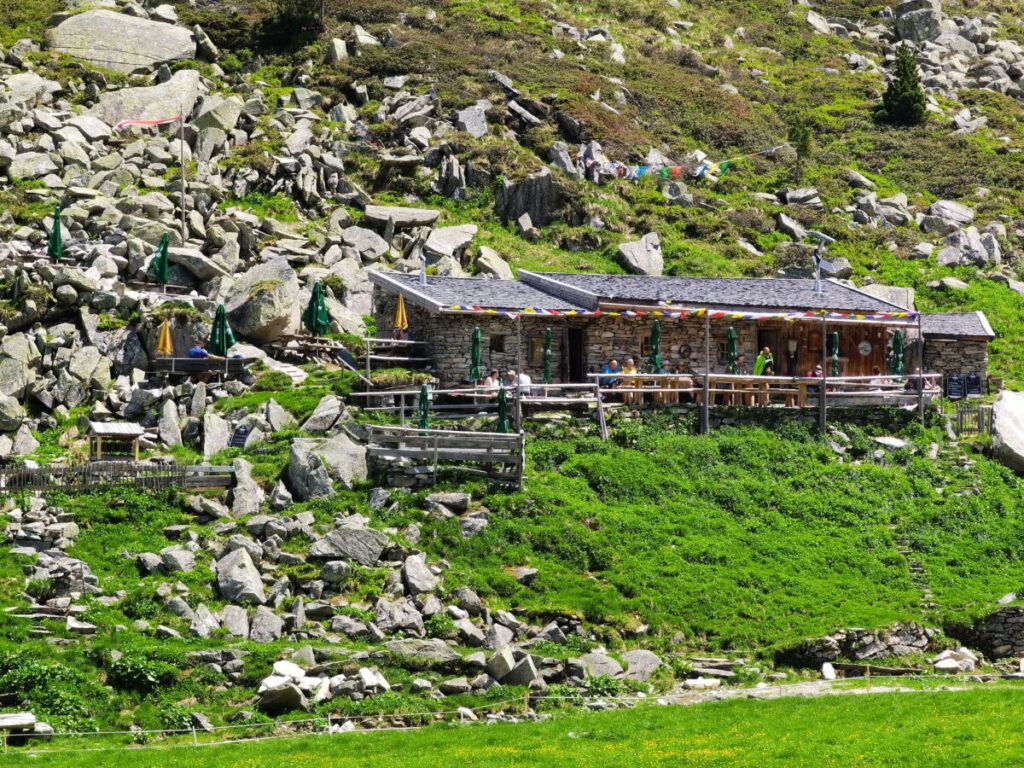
left=819, top=316, right=827, bottom=434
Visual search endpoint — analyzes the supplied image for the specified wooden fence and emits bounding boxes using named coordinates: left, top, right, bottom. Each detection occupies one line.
left=0, top=462, right=234, bottom=493
left=366, top=425, right=525, bottom=487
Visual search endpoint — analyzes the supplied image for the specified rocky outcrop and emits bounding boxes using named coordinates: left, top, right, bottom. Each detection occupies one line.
left=495, top=168, right=561, bottom=227
left=89, top=70, right=201, bottom=126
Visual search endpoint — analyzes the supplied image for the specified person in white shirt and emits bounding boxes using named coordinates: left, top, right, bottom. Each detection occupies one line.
left=515, top=370, right=533, bottom=394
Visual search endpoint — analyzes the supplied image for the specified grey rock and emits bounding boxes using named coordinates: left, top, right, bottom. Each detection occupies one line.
left=578, top=652, right=624, bottom=678
left=160, top=546, right=195, bottom=573
left=503, top=655, right=538, bottom=686
left=9, top=153, right=59, bottom=180
left=621, top=649, right=662, bottom=682
left=158, top=398, right=182, bottom=447
left=317, top=433, right=368, bottom=489
left=249, top=606, right=285, bottom=643
left=455, top=104, right=489, bottom=138
left=454, top=618, right=486, bottom=647
left=777, top=212, right=807, bottom=240
left=424, top=224, right=477, bottom=260
left=226, top=259, right=301, bottom=343
left=193, top=95, right=243, bottom=132
left=309, top=525, right=388, bottom=565
left=286, top=440, right=335, bottom=502
left=484, top=623, right=514, bottom=651
left=402, top=554, right=438, bottom=595
left=438, top=677, right=472, bottom=695
left=301, top=395, right=342, bottom=433
left=189, top=604, right=220, bottom=638
left=216, top=547, right=266, bottom=605
left=221, top=605, right=249, bottom=638
left=230, top=458, right=264, bottom=517
left=486, top=647, right=516, bottom=680
left=203, top=412, right=230, bottom=460
left=90, top=70, right=201, bottom=129
left=993, top=391, right=1024, bottom=474
left=373, top=597, right=424, bottom=635
left=384, top=638, right=461, bottom=665
left=48, top=10, right=196, bottom=74
left=364, top=205, right=440, bottom=229
left=929, top=199, right=974, bottom=227
left=495, top=167, right=561, bottom=227
left=619, top=232, right=663, bottom=276
left=258, top=683, right=309, bottom=714
left=0, top=395, right=25, bottom=431
left=476, top=247, right=514, bottom=280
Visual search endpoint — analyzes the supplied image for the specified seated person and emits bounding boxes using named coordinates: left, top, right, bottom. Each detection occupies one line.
left=483, top=369, right=501, bottom=389
left=502, top=370, right=517, bottom=388
left=905, top=367, right=939, bottom=392
left=806, top=363, right=824, bottom=393
left=600, top=359, right=623, bottom=388
left=622, top=357, right=641, bottom=405
left=733, top=354, right=749, bottom=375
left=515, top=369, right=533, bottom=394
left=869, top=366, right=889, bottom=389
left=187, top=341, right=225, bottom=383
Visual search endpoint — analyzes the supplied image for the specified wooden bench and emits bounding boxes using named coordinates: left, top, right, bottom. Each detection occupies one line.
left=149, top=357, right=256, bottom=378
left=366, top=425, right=525, bottom=486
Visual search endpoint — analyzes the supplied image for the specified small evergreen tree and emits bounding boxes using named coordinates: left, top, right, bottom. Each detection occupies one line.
left=883, top=44, right=927, bottom=126
left=787, top=120, right=812, bottom=183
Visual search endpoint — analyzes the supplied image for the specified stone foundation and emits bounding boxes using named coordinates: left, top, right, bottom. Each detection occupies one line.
left=970, top=606, right=1024, bottom=659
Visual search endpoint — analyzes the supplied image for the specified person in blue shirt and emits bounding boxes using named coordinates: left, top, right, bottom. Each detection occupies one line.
left=600, top=359, right=622, bottom=388
left=187, top=341, right=224, bottom=382
left=188, top=341, right=224, bottom=360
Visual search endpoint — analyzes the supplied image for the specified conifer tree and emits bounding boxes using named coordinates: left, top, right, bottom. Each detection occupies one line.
left=787, top=120, right=812, bottom=183
left=883, top=44, right=927, bottom=126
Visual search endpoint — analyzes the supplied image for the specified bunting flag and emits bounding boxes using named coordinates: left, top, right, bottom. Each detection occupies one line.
left=440, top=304, right=917, bottom=322
left=114, top=116, right=183, bottom=131
left=592, top=143, right=789, bottom=184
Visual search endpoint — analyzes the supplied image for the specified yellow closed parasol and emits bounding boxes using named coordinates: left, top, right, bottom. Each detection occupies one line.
left=394, top=293, right=409, bottom=332
left=156, top=318, right=174, bottom=356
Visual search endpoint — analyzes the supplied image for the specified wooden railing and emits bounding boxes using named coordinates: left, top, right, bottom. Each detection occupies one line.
left=0, top=462, right=234, bottom=492
left=366, top=425, right=525, bottom=486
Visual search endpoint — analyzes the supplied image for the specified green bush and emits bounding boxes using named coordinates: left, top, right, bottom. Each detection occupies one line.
left=424, top=612, right=455, bottom=638
left=107, top=656, right=179, bottom=695
left=253, top=370, right=294, bottom=391
left=883, top=44, right=927, bottom=126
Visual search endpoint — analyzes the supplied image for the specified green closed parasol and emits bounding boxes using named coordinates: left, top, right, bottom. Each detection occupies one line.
left=725, top=326, right=738, bottom=374
left=496, top=386, right=510, bottom=433
left=150, top=233, right=169, bottom=285
left=302, top=280, right=331, bottom=336
left=543, top=327, right=553, bottom=385
left=208, top=304, right=236, bottom=356
left=891, top=330, right=905, bottom=377
left=831, top=331, right=840, bottom=377
left=648, top=320, right=662, bottom=372
left=470, top=327, right=483, bottom=383
left=417, top=383, right=431, bottom=431
left=47, top=206, right=62, bottom=260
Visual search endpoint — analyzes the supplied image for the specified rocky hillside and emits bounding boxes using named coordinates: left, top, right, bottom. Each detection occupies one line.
left=3, top=0, right=1024, bottom=748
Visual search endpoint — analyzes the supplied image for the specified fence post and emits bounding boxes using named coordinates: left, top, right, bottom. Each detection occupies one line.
left=192, top=726, right=198, bottom=747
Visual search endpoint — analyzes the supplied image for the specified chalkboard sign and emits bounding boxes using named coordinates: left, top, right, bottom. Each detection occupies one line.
left=945, top=374, right=965, bottom=400
left=229, top=425, right=251, bottom=449
left=965, top=372, right=983, bottom=397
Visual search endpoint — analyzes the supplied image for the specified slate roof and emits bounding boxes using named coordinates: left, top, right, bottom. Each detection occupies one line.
left=369, top=271, right=588, bottom=312
left=920, top=311, right=995, bottom=339
left=521, top=272, right=910, bottom=313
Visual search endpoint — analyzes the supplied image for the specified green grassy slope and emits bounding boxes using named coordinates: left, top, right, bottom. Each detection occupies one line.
left=13, top=685, right=1024, bottom=767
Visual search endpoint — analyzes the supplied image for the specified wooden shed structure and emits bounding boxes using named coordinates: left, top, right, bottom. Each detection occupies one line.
left=88, top=422, right=145, bottom=461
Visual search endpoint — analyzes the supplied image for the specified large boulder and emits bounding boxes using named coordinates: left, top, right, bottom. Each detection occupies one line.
left=992, top=391, right=1024, bottom=473
left=495, top=167, right=561, bottom=227
left=316, top=433, right=368, bottom=489
left=90, top=70, right=201, bottom=127
left=215, top=547, right=266, bottom=605
left=309, top=523, right=389, bottom=565
left=620, top=650, right=662, bottom=682
left=48, top=10, right=196, bottom=74
left=401, top=554, right=438, bottom=595
left=286, top=440, right=335, bottom=501
left=384, top=638, right=461, bottom=665
left=258, top=683, right=309, bottom=714
left=578, top=652, right=624, bottom=678
left=895, top=0, right=942, bottom=42
left=193, top=95, right=243, bottom=132
left=618, top=232, right=663, bottom=276
left=0, top=395, right=25, bottom=431
left=230, top=458, right=264, bottom=517
left=226, top=259, right=301, bottom=343
left=9, top=153, right=59, bottom=180
left=424, top=224, right=477, bottom=260
left=929, top=199, right=974, bottom=228
left=249, top=606, right=285, bottom=643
